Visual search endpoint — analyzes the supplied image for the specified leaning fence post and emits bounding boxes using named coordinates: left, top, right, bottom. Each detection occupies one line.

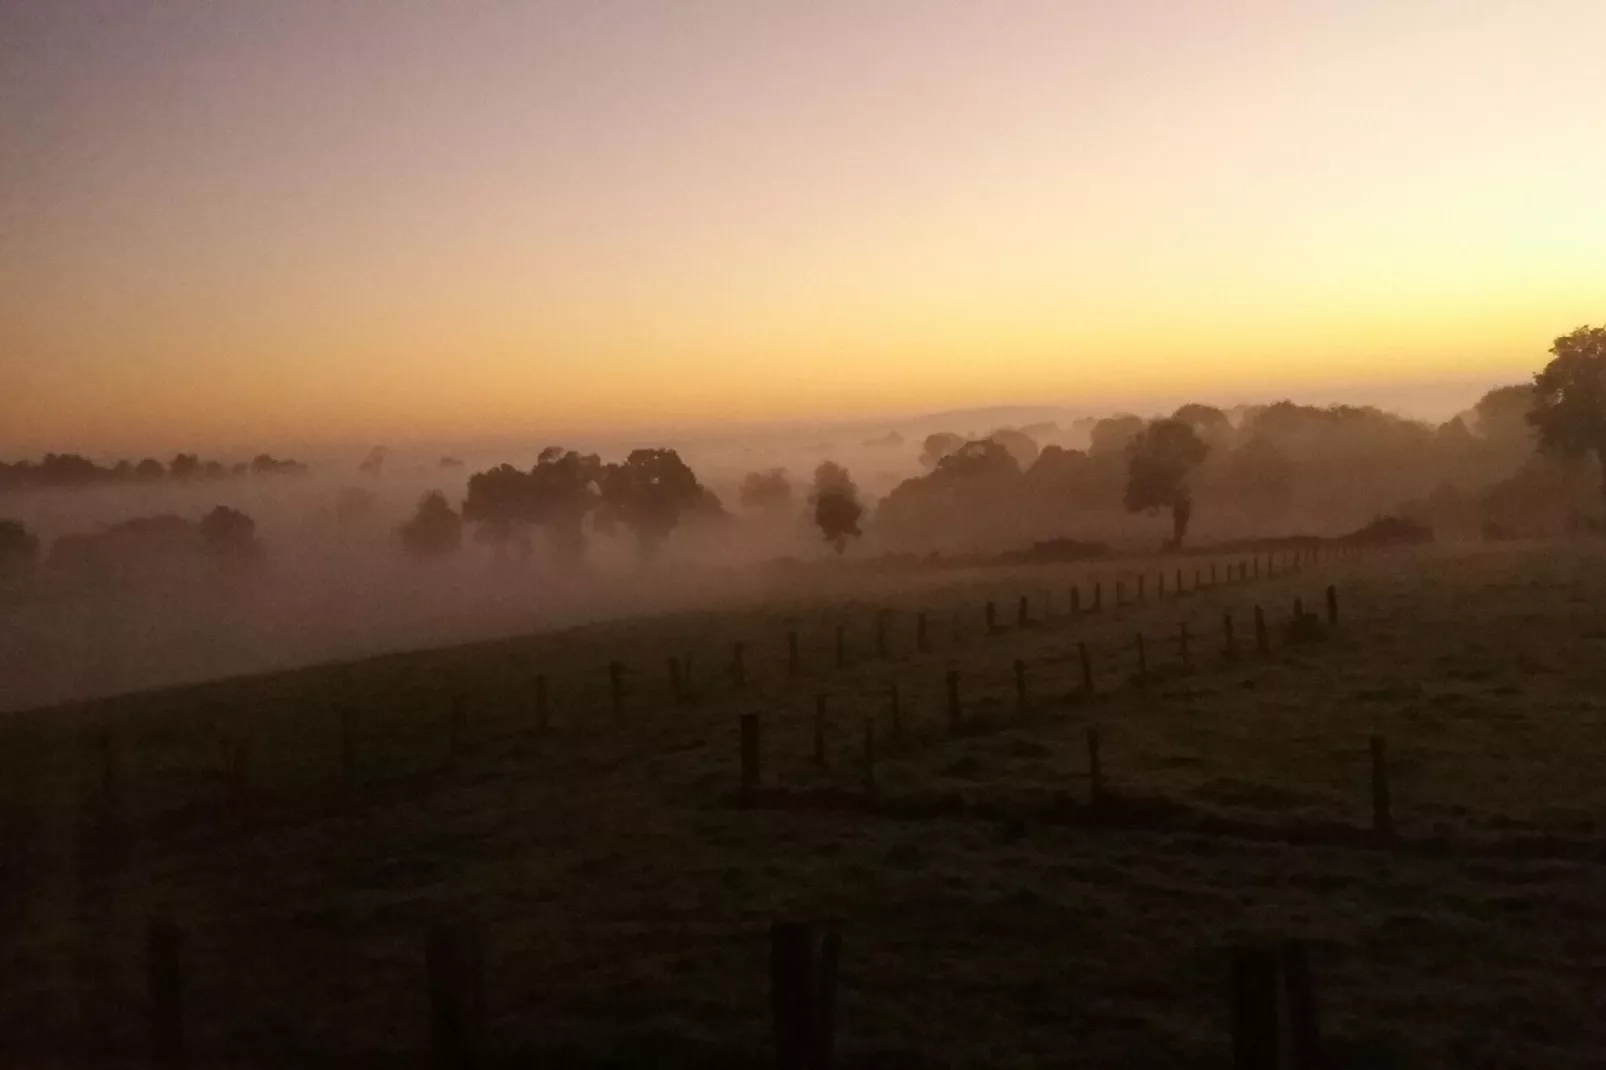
left=813, top=696, right=828, bottom=767
left=1013, top=659, right=1027, bottom=716
left=1230, top=945, right=1280, bottom=1070
left=1370, top=735, right=1392, bottom=841
left=1078, top=641, right=1094, bottom=696
left=1254, top=605, right=1269, bottom=655
left=946, top=669, right=961, bottom=731
left=1092, top=582, right=1103, bottom=612
left=148, top=920, right=186, bottom=1070
left=1326, top=585, right=1338, bottom=626
left=427, top=921, right=484, bottom=1070
left=740, top=714, right=761, bottom=797
left=1282, top=939, right=1322, bottom=1070
left=1017, top=595, right=1030, bottom=627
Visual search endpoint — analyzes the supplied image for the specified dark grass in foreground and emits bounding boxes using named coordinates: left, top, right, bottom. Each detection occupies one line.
left=3, top=543, right=1606, bottom=1067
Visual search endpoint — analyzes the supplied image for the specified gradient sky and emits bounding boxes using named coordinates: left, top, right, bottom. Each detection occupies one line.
left=4, top=1, right=1603, bottom=454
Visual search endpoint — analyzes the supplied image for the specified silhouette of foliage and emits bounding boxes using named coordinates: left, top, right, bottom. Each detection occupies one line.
left=919, top=432, right=966, bottom=469
left=358, top=446, right=388, bottom=477
left=1089, top=415, right=1146, bottom=455
left=1124, top=418, right=1209, bottom=548
left=398, top=492, right=462, bottom=560
left=169, top=454, right=201, bottom=480
left=0, top=452, right=306, bottom=493
left=0, top=519, right=38, bottom=575
left=597, top=448, right=704, bottom=558
left=1529, top=325, right=1606, bottom=514
left=461, top=448, right=604, bottom=563
left=811, top=461, right=864, bottom=553
left=738, top=468, right=793, bottom=512
left=986, top=428, right=1040, bottom=469
left=199, top=506, right=261, bottom=559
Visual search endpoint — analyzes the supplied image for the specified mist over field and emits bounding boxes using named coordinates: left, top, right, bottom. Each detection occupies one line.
left=5, top=379, right=1601, bottom=714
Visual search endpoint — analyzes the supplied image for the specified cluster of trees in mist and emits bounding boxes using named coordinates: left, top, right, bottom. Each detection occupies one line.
left=0, top=451, right=308, bottom=492
left=2, top=326, right=1604, bottom=589
left=395, top=448, right=865, bottom=563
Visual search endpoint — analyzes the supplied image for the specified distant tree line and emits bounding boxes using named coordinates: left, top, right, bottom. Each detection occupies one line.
left=0, top=452, right=308, bottom=493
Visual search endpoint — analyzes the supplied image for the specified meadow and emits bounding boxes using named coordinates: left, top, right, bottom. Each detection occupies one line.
left=3, top=538, right=1604, bottom=1068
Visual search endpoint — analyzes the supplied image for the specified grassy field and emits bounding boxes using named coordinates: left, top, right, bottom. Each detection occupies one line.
left=3, top=540, right=1605, bottom=1067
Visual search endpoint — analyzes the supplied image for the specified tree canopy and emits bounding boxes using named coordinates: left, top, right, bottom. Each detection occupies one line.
left=399, top=492, right=462, bottom=560
left=597, top=448, right=705, bottom=557
left=1123, top=418, right=1210, bottom=547
left=811, top=461, right=864, bottom=553
left=737, top=468, right=793, bottom=512
left=1529, top=325, right=1606, bottom=511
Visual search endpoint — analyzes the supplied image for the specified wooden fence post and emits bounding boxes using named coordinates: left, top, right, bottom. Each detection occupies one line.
left=813, top=696, right=828, bottom=767
left=1230, top=945, right=1280, bottom=1070
left=788, top=631, right=801, bottom=678
left=862, top=721, right=876, bottom=793
left=1086, top=727, right=1103, bottom=806
left=427, top=922, right=484, bottom=1070
left=771, top=922, right=840, bottom=1070
left=985, top=601, right=998, bottom=633
left=1211, top=563, right=1218, bottom=586
left=1175, top=568, right=1184, bottom=596
left=1017, top=595, right=1030, bottom=628
left=534, top=672, right=550, bottom=730
left=1070, top=585, right=1081, bottom=616
left=1158, top=571, right=1166, bottom=598
left=1254, top=555, right=1261, bottom=579
left=1254, top=605, right=1269, bottom=655
left=1078, top=641, right=1094, bottom=697
left=740, top=714, right=761, bottom=796
left=148, top=920, right=186, bottom=1070
left=732, top=641, right=747, bottom=690
left=1326, top=585, right=1338, bottom=626
left=946, top=669, right=961, bottom=731
left=1013, top=659, right=1027, bottom=716
left=1370, top=735, right=1392, bottom=841
left=668, top=656, right=685, bottom=702
left=1115, top=580, right=1125, bottom=608
left=1092, top=582, right=1103, bottom=612
left=340, top=706, right=356, bottom=796
left=609, top=661, right=624, bottom=719
left=1282, top=939, right=1322, bottom=1070
left=916, top=611, right=929, bottom=653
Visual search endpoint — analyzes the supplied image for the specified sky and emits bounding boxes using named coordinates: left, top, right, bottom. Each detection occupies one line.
left=3, top=1, right=1603, bottom=455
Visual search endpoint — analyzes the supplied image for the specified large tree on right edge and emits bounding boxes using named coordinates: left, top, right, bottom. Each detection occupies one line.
left=1123, top=418, right=1209, bottom=549
left=1529, top=325, right=1606, bottom=515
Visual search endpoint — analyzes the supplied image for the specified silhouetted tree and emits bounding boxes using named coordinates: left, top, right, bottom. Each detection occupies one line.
left=918, top=432, right=965, bottom=469
left=199, top=506, right=261, bottom=559
left=135, top=458, right=165, bottom=480
left=1089, top=415, right=1146, bottom=455
left=1529, top=326, right=1606, bottom=514
left=1124, top=418, right=1209, bottom=548
left=399, top=492, right=462, bottom=560
left=528, top=447, right=604, bottom=562
left=358, top=446, right=388, bottom=478
left=811, top=461, right=863, bottom=553
left=738, top=468, right=793, bottom=512
left=1173, top=403, right=1233, bottom=450
left=462, top=463, right=537, bottom=560
left=169, top=454, right=201, bottom=480
left=597, top=448, right=704, bottom=558
left=202, top=460, right=227, bottom=480
left=0, top=519, right=38, bottom=575
left=987, top=428, right=1040, bottom=469
left=938, top=439, right=1021, bottom=481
